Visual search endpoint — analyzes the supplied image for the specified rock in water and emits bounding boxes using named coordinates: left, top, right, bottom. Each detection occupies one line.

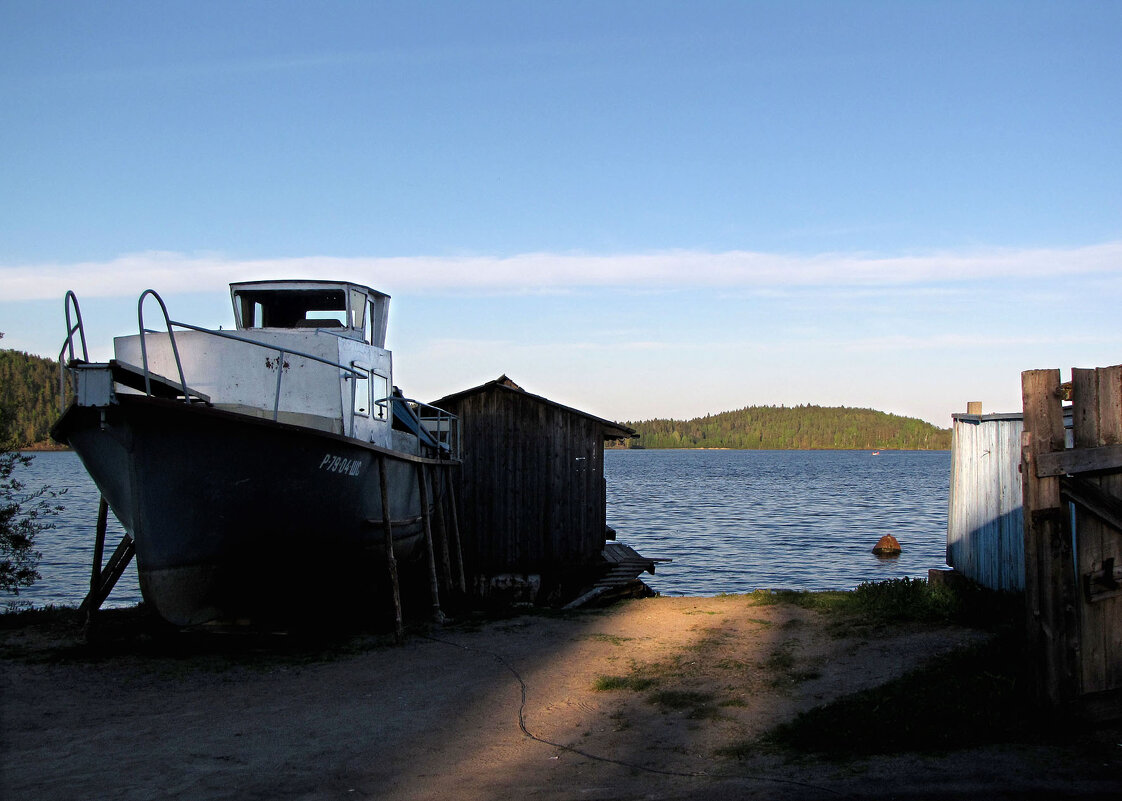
left=872, top=535, right=902, bottom=556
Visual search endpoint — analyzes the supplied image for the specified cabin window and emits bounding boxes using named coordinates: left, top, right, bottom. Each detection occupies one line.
left=233, top=288, right=350, bottom=330
left=350, top=289, right=367, bottom=335
left=370, top=373, right=389, bottom=420
left=352, top=373, right=370, bottom=417
left=366, top=300, right=378, bottom=344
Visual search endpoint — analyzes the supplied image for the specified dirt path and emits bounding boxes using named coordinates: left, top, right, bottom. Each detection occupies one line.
left=2, top=596, right=1120, bottom=799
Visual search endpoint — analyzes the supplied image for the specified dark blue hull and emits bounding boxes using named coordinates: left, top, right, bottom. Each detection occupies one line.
left=53, top=396, right=440, bottom=625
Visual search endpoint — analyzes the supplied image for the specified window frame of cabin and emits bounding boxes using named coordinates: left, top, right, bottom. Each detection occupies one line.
left=370, top=372, right=389, bottom=420
left=351, top=364, right=371, bottom=418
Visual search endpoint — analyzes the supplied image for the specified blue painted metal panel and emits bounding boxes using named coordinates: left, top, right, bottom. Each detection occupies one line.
left=947, top=414, right=1026, bottom=591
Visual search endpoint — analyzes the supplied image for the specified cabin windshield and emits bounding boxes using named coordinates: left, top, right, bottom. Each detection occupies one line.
left=235, top=288, right=351, bottom=331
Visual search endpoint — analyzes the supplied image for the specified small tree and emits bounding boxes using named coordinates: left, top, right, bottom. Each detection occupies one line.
left=0, top=402, right=61, bottom=595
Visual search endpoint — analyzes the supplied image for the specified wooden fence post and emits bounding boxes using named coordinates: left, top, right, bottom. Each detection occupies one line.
left=1071, top=366, right=1122, bottom=703
left=1021, top=368, right=1080, bottom=707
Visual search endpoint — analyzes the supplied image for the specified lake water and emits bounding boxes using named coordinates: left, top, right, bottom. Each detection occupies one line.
left=604, top=448, right=951, bottom=596
left=5, top=449, right=951, bottom=609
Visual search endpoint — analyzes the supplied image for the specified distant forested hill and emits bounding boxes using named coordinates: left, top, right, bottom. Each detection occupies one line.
left=0, top=348, right=63, bottom=447
left=622, top=405, right=951, bottom=450
left=0, top=346, right=952, bottom=451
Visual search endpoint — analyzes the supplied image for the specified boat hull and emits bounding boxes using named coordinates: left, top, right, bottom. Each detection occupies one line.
left=53, top=396, right=439, bottom=625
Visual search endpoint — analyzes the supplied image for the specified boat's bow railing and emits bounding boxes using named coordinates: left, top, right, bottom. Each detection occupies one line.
left=137, top=290, right=196, bottom=401
left=57, top=290, right=89, bottom=412
left=61, top=290, right=89, bottom=364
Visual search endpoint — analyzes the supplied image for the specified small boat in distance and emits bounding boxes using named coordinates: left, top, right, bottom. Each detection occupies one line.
left=52, top=280, right=459, bottom=625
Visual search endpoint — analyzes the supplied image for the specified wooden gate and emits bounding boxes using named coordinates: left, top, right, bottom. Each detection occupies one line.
left=1021, top=364, right=1122, bottom=719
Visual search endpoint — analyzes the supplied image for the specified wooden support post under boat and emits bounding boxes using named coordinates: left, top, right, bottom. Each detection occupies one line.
left=378, top=456, right=405, bottom=643
left=416, top=463, right=445, bottom=623
left=79, top=527, right=136, bottom=618
left=431, top=468, right=454, bottom=597
left=84, top=496, right=109, bottom=625
left=442, top=466, right=467, bottom=593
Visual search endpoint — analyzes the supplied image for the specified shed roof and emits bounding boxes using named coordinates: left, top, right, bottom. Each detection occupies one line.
left=431, top=375, right=637, bottom=441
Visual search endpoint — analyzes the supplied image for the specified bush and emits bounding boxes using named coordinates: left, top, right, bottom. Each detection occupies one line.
left=0, top=404, right=61, bottom=594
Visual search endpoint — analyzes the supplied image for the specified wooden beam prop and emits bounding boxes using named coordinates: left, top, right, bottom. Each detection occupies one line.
left=84, top=496, right=109, bottom=621
left=443, top=468, right=467, bottom=593
left=416, top=463, right=444, bottom=623
left=79, top=533, right=135, bottom=615
left=378, top=456, right=405, bottom=643
left=430, top=467, right=453, bottom=597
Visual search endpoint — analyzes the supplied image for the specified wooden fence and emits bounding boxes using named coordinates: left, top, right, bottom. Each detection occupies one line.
left=1022, top=364, right=1122, bottom=719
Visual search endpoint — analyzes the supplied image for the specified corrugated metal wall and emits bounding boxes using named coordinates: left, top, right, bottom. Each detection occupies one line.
left=947, top=414, right=1026, bottom=591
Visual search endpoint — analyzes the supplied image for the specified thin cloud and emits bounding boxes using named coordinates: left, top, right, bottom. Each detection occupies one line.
left=2, top=242, right=1120, bottom=301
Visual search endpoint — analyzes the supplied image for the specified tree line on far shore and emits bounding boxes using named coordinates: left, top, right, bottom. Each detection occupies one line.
left=0, top=347, right=63, bottom=449
left=0, top=346, right=951, bottom=451
left=619, top=404, right=951, bottom=450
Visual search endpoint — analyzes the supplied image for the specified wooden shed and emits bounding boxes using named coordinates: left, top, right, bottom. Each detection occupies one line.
left=430, top=376, right=636, bottom=601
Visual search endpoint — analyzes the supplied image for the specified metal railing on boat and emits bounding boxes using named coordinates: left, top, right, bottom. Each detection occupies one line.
left=59, top=289, right=460, bottom=459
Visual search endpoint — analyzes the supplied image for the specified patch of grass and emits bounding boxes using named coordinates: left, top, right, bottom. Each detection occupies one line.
left=648, top=689, right=715, bottom=709
left=764, top=647, right=796, bottom=672
left=683, top=628, right=729, bottom=653
left=0, top=603, right=82, bottom=629
left=756, top=631, right=1064, bottom=757
left=755, top=639, right=822, bottom=689
left=593, top=674, right=659, bottom=692
left=744, top=589, right=852, bottom=610
left=585, top=632, right=633, bottom=646
left=648, top=689, right=723, bottom=720
left=715, top=657, right=750, bottom=671
left=715, top=740, right=758, bottom=759
left=743, top=590, right=781, bottom=607
left=748, top=578, right=1022, bottom=631
left=687, top=705, right=724, bottom=720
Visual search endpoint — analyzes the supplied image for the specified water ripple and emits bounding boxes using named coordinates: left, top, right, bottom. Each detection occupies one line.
left=605, top=449, right=951, bottom=596
left=6, top=449, right=952, bottom=608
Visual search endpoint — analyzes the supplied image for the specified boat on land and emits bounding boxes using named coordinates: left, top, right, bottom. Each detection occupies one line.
left=51, top=280, right=459, bottom=625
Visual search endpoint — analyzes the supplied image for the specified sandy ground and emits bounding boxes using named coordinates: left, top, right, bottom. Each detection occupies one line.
left=2, top=595, right=1120, bottom=800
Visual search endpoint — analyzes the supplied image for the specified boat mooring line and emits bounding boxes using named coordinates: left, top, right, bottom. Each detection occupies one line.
left=420, top=633, right=848, bottom=795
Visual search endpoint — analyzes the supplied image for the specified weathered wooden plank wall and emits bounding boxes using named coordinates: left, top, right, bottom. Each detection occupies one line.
left=947, top=413, right=1026, bottom=591
left=447, top=384, right=610, bottom=575
left=1071, top=366, right=1122, bottom=702
left=1022, top=363, right=1122, bottom=718
left=1021, top=368, right=1078, bottom=707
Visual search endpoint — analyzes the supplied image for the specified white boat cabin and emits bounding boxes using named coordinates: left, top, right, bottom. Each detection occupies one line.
left=111, top=280, right=405, bottom=449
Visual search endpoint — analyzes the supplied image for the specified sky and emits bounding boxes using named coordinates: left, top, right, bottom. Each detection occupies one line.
left=1, top=1, right=1119, bottom=427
